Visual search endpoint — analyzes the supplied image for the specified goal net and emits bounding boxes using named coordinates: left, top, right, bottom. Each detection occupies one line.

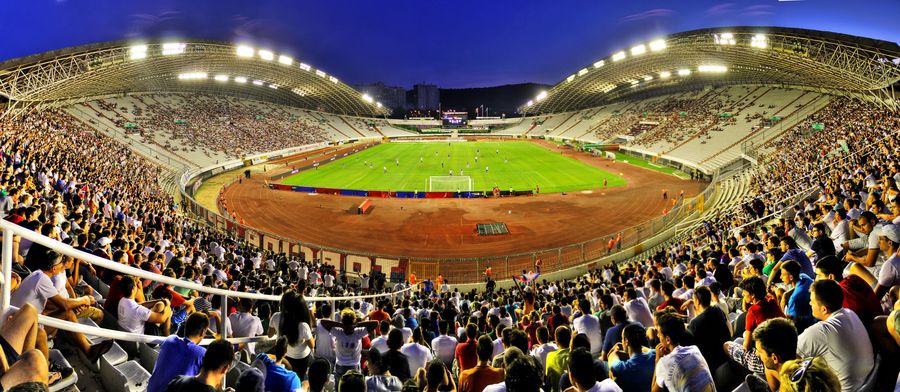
left=428, top=176, right=473, bottom=192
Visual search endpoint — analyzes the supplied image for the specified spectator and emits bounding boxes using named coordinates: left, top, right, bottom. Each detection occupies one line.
left=566, top=347, right=622, bottom=392
left=530, top=326, right=558, bottom=371
left=751, top=318, right=798, bottom=392
left=147, top=312, right=210, bottom=392
left=600, top=305, right=629, bottom=356
left=797, top=279, right=873, bottom=392
left=686, top=286, right=730, bottom=372
left=164, top=339, right=234, bottom=392
left=366, top=349, right=402, bottom=392
left=651, top=309, right=715, bottom=392
left=256, top=336, right=301, bottom=392
left=545, top=326, right=572, bottom=392
left=401, top=327, right=434, bottom=376
left=270, top=289, right=314, bottom=380
left=431, top=320, right=457, bottom=366
left=384, top=329, right=412, bottom=382
left=813, top=255, right=881, bottom=325
left=724, top=276, right=783, bottom=375
left=776, top=357, right=842, bottom=392
left=622, top=288, right=654, bottom=329
left=304, top=359, right=333, bottom=392
left=320, top=308, right=378, bottom=382
left=607, top=324, right=654, bottom=392
left=117, top=275, right=172, bottom=336
left=455, top=324, right=479, bottom=373
left=778, top=260, right=815, bottom=331
left=229, top=297, right=264, bottom=354
left=458, top=335, right=503, bottom=392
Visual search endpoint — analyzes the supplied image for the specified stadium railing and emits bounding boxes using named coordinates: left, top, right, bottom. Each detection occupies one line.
left=0, top=218, right=415, bottom=345
left=180, top=144, right=721, bottom=288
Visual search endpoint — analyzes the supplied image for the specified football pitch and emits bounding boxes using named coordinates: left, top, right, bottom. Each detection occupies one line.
left=280, top=141, right=625, bottom=193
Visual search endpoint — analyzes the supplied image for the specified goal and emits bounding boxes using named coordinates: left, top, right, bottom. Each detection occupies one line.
left=428, top=176, right=473, bottom=192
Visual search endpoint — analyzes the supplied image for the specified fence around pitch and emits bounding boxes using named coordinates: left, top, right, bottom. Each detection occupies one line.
left=180, top=143, right=717, bottom=286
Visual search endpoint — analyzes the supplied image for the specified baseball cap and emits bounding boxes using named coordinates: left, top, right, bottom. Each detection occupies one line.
left=97, top=237, right=112, bottom=246
left=879, top=224, right=900, bottom=243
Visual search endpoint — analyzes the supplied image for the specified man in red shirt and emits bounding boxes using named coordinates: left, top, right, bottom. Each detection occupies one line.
left=455, top=324, right=479, bottom=373
left=725, top=276, right=784, bottom=374
left=814, top=255, right=881, bottom=325
left=656, top=281, right=684, bottom=312
left=367, top=301, right=391, bottom=322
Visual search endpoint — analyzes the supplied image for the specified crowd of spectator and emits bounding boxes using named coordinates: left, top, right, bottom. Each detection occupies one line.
left=1, top=94, right=900, bottom=392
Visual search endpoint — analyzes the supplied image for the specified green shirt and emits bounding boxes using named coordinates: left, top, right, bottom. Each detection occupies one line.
left=545, top=348, right=569, bottom=392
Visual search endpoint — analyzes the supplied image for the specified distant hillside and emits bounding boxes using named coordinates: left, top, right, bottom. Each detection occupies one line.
left=439, top=83, right=551, bottom=117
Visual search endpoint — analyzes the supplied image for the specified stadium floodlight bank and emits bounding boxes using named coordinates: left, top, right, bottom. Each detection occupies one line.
left=429, top=176, right=473, bottom=192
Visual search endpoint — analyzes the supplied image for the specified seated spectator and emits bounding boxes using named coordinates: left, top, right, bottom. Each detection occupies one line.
left=566, top=347, right=622, bottom=392
left=798, top=279, right=873, bottom=392
left=256, top=336, right=301, bottom=392
left=872, top=223, right=900, bottom=301
left=165, top=339, right=234, bottom=392
left=530, top=326, right=558, bottom=371
left=458, top=335, right=503, bottom=392
left=303, top=358, right=333, bottom=392
left=10, top=248, right=111, bottom=362
left=813, top=255, right=881, bottom=325
left=147, top=312, right=210, bottom=392
left=656, top=281, right=684, bottom=312
left=117, top=275, right=172, bottom=336
left=545, top=326, right=572, bottom=392
left=778, top=260, right=815, bottom=331
left=651, top=309, right=715, bottom=392
left=776, top=357, right=842, bottom=392
left=572, top=298, right=604, bottom=356
left=600, top=305, right=629, bottom=357
left=686, top=286, right=730, bottom=372
left=365, top=349, right=402, bottom=392
left=724, top=276, right=784, bottom=375
left=339, top=371, right=367, bottom=392
left=750, top=318, right=798, bottom=392
left=608, top=324, right=654, bottom=392
left=0, top=304, right=54, bottom=389
left=234, top=367, right=265, bottom=392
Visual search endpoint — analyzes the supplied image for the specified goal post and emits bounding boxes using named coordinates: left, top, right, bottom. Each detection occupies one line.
left=428, top=176, right=473, bottom=192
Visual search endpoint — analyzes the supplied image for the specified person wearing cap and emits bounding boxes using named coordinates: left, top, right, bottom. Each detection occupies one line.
left=847, top=215, right=891, bottom=287
left=868, top=223, right=900, bottom=300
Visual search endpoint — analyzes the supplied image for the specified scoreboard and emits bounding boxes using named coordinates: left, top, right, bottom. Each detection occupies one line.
left=441, top=111, right=468, bottom=128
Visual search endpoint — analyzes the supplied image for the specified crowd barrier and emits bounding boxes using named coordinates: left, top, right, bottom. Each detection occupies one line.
left=270, top=184, right=493, bottom=199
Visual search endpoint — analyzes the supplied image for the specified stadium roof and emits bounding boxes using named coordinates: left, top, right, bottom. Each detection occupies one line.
left=521, top=26, right=900, bottom=114
left=0, top=40, right=390, bottom=117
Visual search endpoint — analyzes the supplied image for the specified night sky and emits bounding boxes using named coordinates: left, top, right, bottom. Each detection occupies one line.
left=2, top=0, right=898, bottom=88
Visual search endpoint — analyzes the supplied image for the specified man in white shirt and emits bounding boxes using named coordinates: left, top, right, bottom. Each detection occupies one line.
left=12, top=247, right=113, bottom=361
left=530, top=326, right=558, bottom=370
left=370, top=321, right=390, bottom=354
left=798, top=279, right=873, bottom=392
left=323, top=273, right=335, bottom=289
left=430, top=320, right=457, bottom=366
left=228, top=297, right=264, bottom=353
left=117, top=275, right=171, bottom=336
left=830, top=209, right=850, bottom=251
left=652, top=311, right=715, bottom=392
left=320, top=309, right=378, bottom=381
left=622, top=288, right=654, bottom=329
left=401, top=328, right=434, bottom=374
left=573, top=298, right=604, bottom=355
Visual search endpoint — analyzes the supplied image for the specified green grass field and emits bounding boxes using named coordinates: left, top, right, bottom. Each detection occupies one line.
left=280, top=141, right=625, bottom=193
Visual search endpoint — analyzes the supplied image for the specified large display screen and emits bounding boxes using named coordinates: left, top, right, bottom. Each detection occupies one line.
left=441, top=112, right=468, bottom=128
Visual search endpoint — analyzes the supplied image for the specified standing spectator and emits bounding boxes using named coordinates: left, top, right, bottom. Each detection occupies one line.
left=147, top=313, right=209, bottom=392
left=384, top=329, right=412, bottom=382
left=365, top=349, right=402, bottom=392
left=572, top=298, right=603, bottom=356
left=370, top=320, right=391, bottom=354
left=320, top=308, right=378, bottom=382
left=455, top=324, right=479, bottom=373
left=314, top=303, right=337, bottom=367
left=270, top=289, right=314, bottom=380
left=797, top=280, right=874, bottom=392
left=458, top=336, right=504, bottom=392
left=401, top=327, right=434, bottom=375
left=545, top=326, right=572, bottom=392
left=256, top=337, right=301, bottom=392
left=431, top=320, right=457, bottom=367
left=229, top=297, right=264, bottom=354
left=651, top=310, right=715, bottom=392
left=567, top=348, right=622, bottom=392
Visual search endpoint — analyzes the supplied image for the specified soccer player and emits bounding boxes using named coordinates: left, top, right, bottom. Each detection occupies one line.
left=460, top=169, right=464, bottom=176
left=603, top=179, right=607, bottom=188
left=383, top=166, right=387, bottom=173
left=485, top=166, right=489, bottom=173
left=449, top=169, right=453, bottom=176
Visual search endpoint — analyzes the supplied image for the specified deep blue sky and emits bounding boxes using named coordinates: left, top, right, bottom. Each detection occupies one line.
left=2, top=0, right=898, bottom=88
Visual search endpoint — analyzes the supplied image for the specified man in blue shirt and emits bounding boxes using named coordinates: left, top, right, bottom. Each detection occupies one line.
left=780, top=260, right=815, bottom=331
left=257, top=336, right=301, bottom=392
left=148, top=312, right=209, bottom=392
left=600, top=305, right=630, bottom=357
left=608, top=324, right=655, bottom=392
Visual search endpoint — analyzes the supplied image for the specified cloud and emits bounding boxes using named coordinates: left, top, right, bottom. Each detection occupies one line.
left=705, top=3, right=775, bottom=18
left=126, top=11, right=184, bottom=38
left=620, top=8, right=676, bottom=23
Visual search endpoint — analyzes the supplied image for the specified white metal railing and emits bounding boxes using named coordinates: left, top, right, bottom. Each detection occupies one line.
left=0, top=219, right=415, bottom=346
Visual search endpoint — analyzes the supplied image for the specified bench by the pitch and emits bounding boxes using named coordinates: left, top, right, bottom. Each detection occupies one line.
left=358, top=199, right=373, bottom=214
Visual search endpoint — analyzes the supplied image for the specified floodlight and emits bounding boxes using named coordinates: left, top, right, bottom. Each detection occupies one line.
left=362, top=94, right=374, bottom=103
left=698, top=65, right=727, bottom=73
left=269, top=84, right=278, bottom=89
left=593, top=60, right=605, bottom=69
left=751, top=34, right=767, bottom=48
left=536, top=91, right=548, bottom=101
left=649, top=39, right=666, bottom=52
left=178, top=72, right=207, bottom=80
left=643, top=75, right=653, bottom=81
left=659, top=71, right=671, bottom=78
left=299, top=63, right=312, bottom=71
left=677, top=69, right=691, bottom=76
left=601, top=85, right=615, bottom=93
left=527, top=100, right=534, bottom=107
left=278, top=55, right=293, bottom=65
left=566, top=75, right=576, bottom=83
left=328, top=76, right=339, bottom=83
left=253, top=80, right=265, bottom=85
left=162, top=43, right=185, bottom=55
left=129, top=45, right=148, bottom=60
left=292, top=88, right=306, bottom=96
left=214, top=75, right=229, bottom=82
left=315, top=70, right=326, bottom=77
left=578, top=68, right=589, bottom=76
left=630, top=80, right=639, bottom=85
left=234, top=76, right=247, bottom=83
left=630, top=44, right=646, bottom=56
left=376, top=102, right=383, bottom=108
left=612, top=51, right=626, bottom=62
left=236, top=46, right=255, bottom=57
left=258, top=50, right=274, bottom=61
left=715, top=33, right=735, bottom=45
